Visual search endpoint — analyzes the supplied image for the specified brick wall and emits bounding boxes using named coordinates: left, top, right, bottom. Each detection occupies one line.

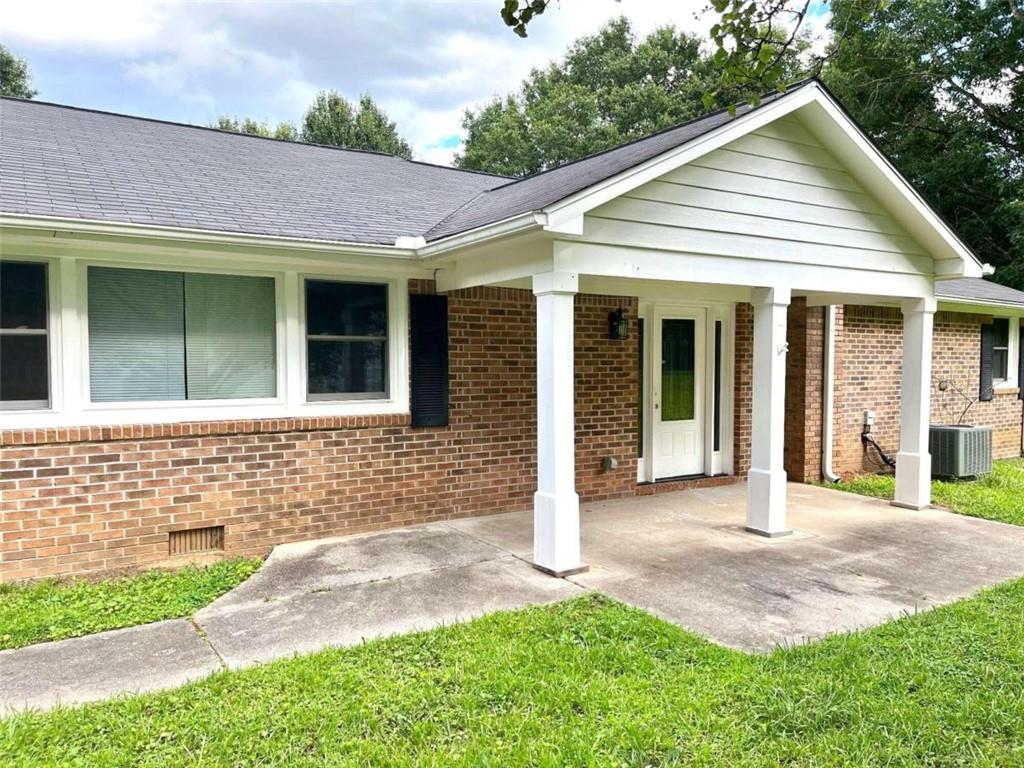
left=1, top=287, right=647, bottom=581
left=734, top=303, right=754, bottom=477
left=832, top=307, right=1022, bottom=476
left=783, top=299, right=825, bottom=482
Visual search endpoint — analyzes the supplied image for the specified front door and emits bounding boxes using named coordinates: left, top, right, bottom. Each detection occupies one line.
left=653, top=310, right=705, bottom=478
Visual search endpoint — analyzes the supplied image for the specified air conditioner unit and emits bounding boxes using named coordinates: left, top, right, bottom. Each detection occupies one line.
left=929, top=425, right=992, bottom=479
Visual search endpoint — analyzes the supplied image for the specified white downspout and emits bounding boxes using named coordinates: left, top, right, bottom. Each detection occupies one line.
left=822, top=305, right=841, bottom=483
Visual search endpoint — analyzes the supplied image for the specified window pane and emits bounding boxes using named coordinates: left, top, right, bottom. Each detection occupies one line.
left=993, top=318, right=1010, bottom=348
left=184, top=272, right=277, bottom=400
left=994, top=349, right=1009, bottom=381
left=306, top=281, right=387, bottom=337
left=661, top=319, right=695, bottom=422
left=1, top=261, right=47, bottom=330
left=1, top=335, right=48, bottom=404
left=307, top=340, right=386, bottom=396
left=88, top=267, right=186, bottom=402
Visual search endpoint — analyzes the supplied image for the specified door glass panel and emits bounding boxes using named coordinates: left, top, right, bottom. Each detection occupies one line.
left=661, top=318, right=695, bottom=421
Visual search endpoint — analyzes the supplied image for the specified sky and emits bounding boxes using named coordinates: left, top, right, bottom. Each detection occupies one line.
left=1, top=0, right=831, bottom=166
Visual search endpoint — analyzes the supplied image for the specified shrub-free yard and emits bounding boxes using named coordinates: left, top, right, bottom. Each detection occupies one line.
left=831, top=458, right=1024, bottom=527
left=0, top=558, right=261, bottom=650
left=3, top=582, right=1024, bottom=767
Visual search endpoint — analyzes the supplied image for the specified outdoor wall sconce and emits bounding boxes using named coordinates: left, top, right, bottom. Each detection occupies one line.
left=608, top=307, right=629, bottom=340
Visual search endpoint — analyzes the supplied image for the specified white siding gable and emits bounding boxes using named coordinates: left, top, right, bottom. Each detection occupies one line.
left=585, top=116, right=933, bottom=278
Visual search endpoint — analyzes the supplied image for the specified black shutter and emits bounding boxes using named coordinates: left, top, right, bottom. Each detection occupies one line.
left=1019, top=322, right=1024, bottom=401
left=980, top=323, right=995, bottom=402
left=410, top=293, right=449, bottom=427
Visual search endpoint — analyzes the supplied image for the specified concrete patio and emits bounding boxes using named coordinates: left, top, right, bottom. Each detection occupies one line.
left=4, top=482, right=1024, bottom=715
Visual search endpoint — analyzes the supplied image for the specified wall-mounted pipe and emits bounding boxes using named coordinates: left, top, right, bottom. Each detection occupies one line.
left=822, top=305, right=841, bottom=483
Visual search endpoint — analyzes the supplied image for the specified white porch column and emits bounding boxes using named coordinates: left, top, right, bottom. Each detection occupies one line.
left=747, top=286, right=792, bottom=537
left=893, top=297, right=936, bottom=509
left=532, top=270, right=587, bottom=577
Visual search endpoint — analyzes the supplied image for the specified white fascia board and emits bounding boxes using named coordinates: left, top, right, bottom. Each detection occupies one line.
left=936, top=297, right=1024, bottom=316
left=0, top=214, right=418, bottom=260
left=540, top=86, right=820, bottom=231
left=538, top=82, right=983, bottom=280
left=417, top=212, right=544, bottom=260
left=799, top=92, right=984, bottom=277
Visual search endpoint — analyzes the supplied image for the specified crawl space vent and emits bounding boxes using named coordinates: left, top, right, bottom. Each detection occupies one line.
left=169, top=526, right=225, bottom=555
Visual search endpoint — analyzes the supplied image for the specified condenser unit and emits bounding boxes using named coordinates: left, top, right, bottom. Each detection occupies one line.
left=929, top=425, right=993, bottom=479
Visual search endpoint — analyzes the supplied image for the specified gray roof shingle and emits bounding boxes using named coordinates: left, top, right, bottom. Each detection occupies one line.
left=0, top=98, right=504, bottom=245
left=0, top=85, right=807, bottom=246
left=425, top=86, right=801, bottom=240
left=937, top=278, right=1024, bottom=308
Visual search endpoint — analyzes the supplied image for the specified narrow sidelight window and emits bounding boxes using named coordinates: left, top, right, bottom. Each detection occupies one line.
left=305, top=280, right=388, bottom=399
left=88, top=266, right=276, bottom=402
left=992, top=318, right=1010, bottom=382
left=1, top=261, right=50, bottom=409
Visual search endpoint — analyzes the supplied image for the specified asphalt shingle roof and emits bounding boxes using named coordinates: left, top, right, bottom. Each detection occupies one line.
left=1, top=85, right=808, bottom=246
left=937, top=278, right=1024, bottom=308
left=425, top=87, right=800, bottom=240
left=0, top=98, right=503, bottom=245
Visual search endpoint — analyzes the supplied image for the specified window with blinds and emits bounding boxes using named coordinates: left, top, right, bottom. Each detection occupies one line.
left=87, top=266, right=276, bottom=402
left=1, top=261, right=50, bottom=409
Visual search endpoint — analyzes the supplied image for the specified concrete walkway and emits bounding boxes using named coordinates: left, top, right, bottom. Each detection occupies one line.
left=5, top=483, right=1024, bottom=715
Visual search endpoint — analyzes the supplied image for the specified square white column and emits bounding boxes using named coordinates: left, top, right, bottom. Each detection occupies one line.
left=747, top=286, right=791, bottom=537
left=893, top=297, right=936, bottom=510
left=532, top=270, right=587, bottom=577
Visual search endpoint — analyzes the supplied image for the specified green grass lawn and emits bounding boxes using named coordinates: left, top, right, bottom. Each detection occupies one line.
left=0, top=558, right=261, bottom=651
left=3, top=584, right=1024, bottom=767
left=832, top=458, right=1024, bottom=527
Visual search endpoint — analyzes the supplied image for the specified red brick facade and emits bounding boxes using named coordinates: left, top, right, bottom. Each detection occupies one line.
left=5, top=287, right=1018, bottom=581
left=0, top=287, right=701, bottom=582
left=777, top=302, right=1022, bottom=483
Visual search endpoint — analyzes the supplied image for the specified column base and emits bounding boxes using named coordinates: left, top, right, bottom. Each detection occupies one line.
left=744, top=527, right=793, bottom=538
left=532, top=490, right=584, bottom=576
left=532, top=562, right=590, bottom=578
left=893, top=451, right=931, bottom=510
left=746, top=467, right=789, bottom=536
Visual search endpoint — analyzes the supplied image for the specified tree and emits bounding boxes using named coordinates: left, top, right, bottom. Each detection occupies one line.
left=456, top=18, right=807, bottom=176
left=302, top=91, right=412, bottom=158
left=499, top=0, right=846, bottom=104
left=1, top=45, right=38, bottom=99
left=822, top=0, right=1023, bottom=286
left=213, top=116, right=299, bottom=141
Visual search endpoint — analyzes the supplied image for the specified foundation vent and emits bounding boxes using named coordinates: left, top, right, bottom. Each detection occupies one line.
left=169, top=525, right=225, bottom=556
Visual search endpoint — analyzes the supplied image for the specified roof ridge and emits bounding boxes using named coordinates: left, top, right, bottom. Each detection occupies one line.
left=478, top=78, right=820, bottom=195
left=0, top=96, right=512, bottom=180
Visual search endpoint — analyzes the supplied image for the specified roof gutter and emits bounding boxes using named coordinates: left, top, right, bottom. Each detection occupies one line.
left=0, top=214, right=420, bottom=259
left=935, top=296, right=1024, bottom=315
left=417, top=211, right=545, bottom=259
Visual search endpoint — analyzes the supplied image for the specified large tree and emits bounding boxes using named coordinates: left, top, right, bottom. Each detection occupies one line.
left=302, top=91, right=412, bottom=158
left=456, top=18, right=807, bottom=176
left=822, top=0, right=1023, bottom=286
left=0, top=44, right=38, bottom=99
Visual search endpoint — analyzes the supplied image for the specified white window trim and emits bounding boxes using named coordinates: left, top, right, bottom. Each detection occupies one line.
left=0, top=252, right=411, bottom=429
left=297, top=274, right=400, bottom=405
left=993, top=316, right=1020, bottom=391
left=0, top=256, right=62, bottom=414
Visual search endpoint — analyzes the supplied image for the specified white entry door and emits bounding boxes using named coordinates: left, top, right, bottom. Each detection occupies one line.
left=653, top=310, right=705, bottom=479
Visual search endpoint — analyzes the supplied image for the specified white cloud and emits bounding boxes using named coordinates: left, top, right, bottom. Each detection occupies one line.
left=1, top=0, right=831, bottom=166
left=0, top=0, right=169, bottom=51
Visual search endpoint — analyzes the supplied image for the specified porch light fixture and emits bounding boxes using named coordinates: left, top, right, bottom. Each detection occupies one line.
left=608, top=307, right=629, bottom=340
